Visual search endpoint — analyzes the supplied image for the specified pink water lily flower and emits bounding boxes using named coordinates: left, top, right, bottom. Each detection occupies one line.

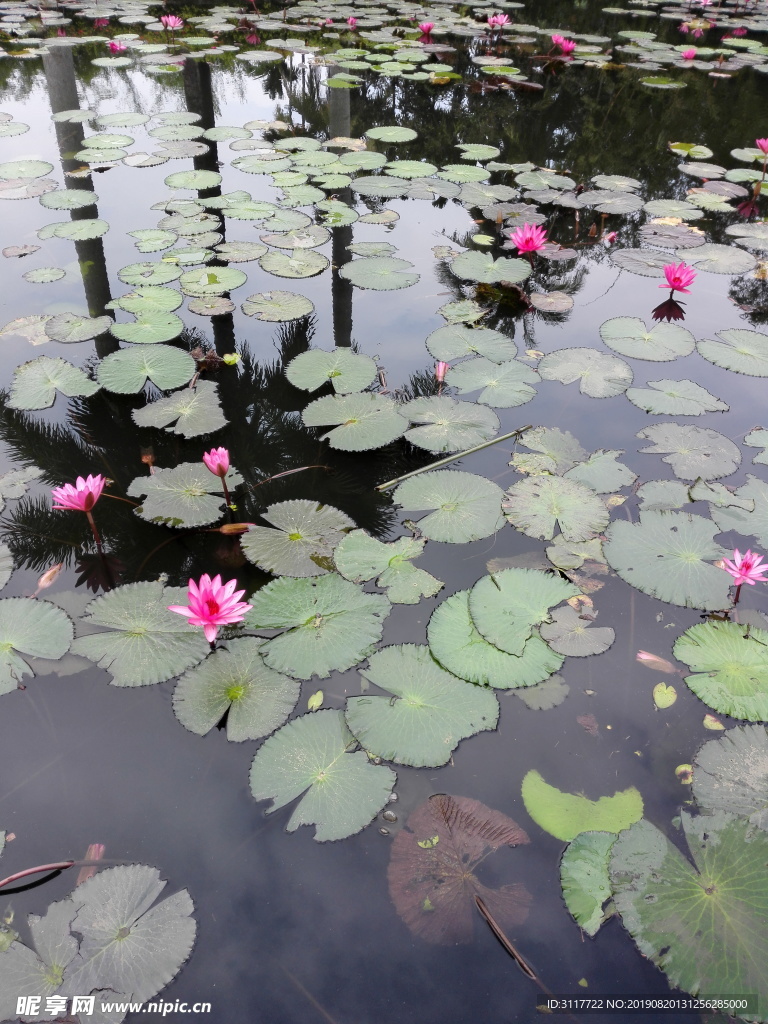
left=681, top=47, right=697, bottom=59
left=418, top=21, right=435, bottom=34
left=509, top=222, right=548, bottom=254
left=246, top=32, right=261, bottom=44
left=168, top=574, right=252, bottom=644
left=488, top=13, right=509, bottom=28
left=756, top=138, right=768, bottom=155
left=160, top=14, right=184, bottom=30
left=551, top=33, right=566, bottom=45
left=660, top=261, right=696, bottom=293
left=434, top=361, right=450, bottom=382
left=559, top=38, right=576, bottom=55
left=52, top=474, right=106, bottom=512
left=94, top=18, right=109, bottom=27
left=108, top=40, right=126, bottom=53
left=721, top=548, right=768, bottom=586
left=203, top=447, right=230, bottom=477
left=347, top=16, right=357, bottom=28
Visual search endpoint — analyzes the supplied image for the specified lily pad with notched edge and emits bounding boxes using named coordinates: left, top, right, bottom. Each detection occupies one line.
left=259, top=249, right=329, bottom=279
left=540, top=606, right=615, bottom=657
left=349, top=644, right=499, bottom=767
left=563, top=450, right=636, bottom=492
left=503, top=476, right=610, bottom=542
left=285, top=349, right=377, bottom=394
left=97, top=346, right=195, bottom=394
left=340, top=256, right=418, bottom=290
left=334, top=530, right=443, bottom=604
left=402, top=396, right=499, bottom=454
left=110, top=311, right=184, bottom=345
left=387, top=794, right=531, bottom=945
left=72, top=581, right=209, bottom=687
left=241, top=500, right=354, bottom=577
left=0, top=598, right=73, bottom=695
left=538, top=348, right=633, bottom=398
left=241, top=290, right=314, bottom=322
left=522, top=769, right=643, bottom=841
left=560, top=831, right=616, bottom=937
left=426, top=325, right=517, bottom=363
left=427, top=590, right=563, bottom=689
left=127, top=462, right=241, bottom=528
left=8, top=357, right=99, bottom=410
left=246, top=574, right=390, bottom=680
left=677, top=243, right=756, bottom=275
left=511, top=426, right=587, bottom=475
left=450, top=250, right=530, bottom=285
left=599, top=317, right=695, bottom=361
left=444, top=357, right=539, bottom=408
left=637, top=423, right=740, bottom=480
left=365, top=125, right=418, bottom=143
left=708, top=475, right=768, bottom=548
left=692, top=724, right=768, bottom=829
left=249, top=709, right=395, bottom=842
left=626, top=380, right=728, bottom=416
left=697, top=328, right=768, bottom=376
left=173, top=638, right=300, bottom=741
left=610, top=249, right=671, bottom=277
left=392, top=470, right=505, bottom=544
left=132, top=380, right=227, bottom=438
left=44, top=313, right=112, bottom=343
left=302, top=393, right=407, bottom=451
left=515, top=674, right=570, bottom=710
left=673, top=621, right=768, bottom=721
left=603, top=511, right=731, bottom=610
left=609, top=812, right=768, bottom=1012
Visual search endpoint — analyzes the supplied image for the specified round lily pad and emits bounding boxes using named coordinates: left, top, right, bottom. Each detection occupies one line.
left=285, top=349, right=377, bottom=394
left=302, top=393, right=407, bottom=451
left=242, top=500, right=354, bottom=577
left=637, top=423, right=741, bottom=480
left=401, top=396, right=500, bottom=454
left=503, top=476, right=610, bottom=543
left=241, top=290, right=314, bottom=322
left=444, top=357, right=539, bottom=408
left=674, top=621, right=768, bottom=721
left=599, top=317, right=695, bottom=361
left=339, top=256, right=418, bottom=290
left=538, top=348, right=633, bottom=398
left=365, top=125, right=418, bottom=142
left=393, top=470, right=505, bottom=544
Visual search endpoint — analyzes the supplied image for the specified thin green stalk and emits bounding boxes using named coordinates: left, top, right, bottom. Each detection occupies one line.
left=375, top=426, right=532, bottom=492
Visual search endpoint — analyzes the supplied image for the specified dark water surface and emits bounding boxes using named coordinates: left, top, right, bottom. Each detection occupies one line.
left=1, top=2, right=767, bottom=1022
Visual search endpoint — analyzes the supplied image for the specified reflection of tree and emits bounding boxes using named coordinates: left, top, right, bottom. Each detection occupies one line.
left=728, top=273, right=768, bottom=326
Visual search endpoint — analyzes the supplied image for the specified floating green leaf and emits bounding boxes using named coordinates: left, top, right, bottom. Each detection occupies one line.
left=599, top=317, right=695, bottom=361
left=445, top=357, right=539, bottom=408
left=44, top=312, right=111, bottom=343
left=8, top=357, right=99, bottom=410
left=348, top=644, right=498, bottom=767
left=560, top=831, right=616, bottom=937
left=132, top=380, right=226, bottom=438
left=127, top=461, right=238, bottom=528
left=609, top=812, right=768, bottom=1011
left=512, top=426, right=587, bottom=475
left=678, top=243, right=757, bottom=275
left=302, top=393, right=407, bottom=451
left=241, top=290, right=314, bottom=322
left=564, top=450, right=636, bottom=492
left=503, top=476, right=609, bottom=543
left=259, top=249, right=329, bottom=279
left=697, top=328, right=768, bottom=376
left=0, top=159, right=53, bottom=180
left=392, top=470, right=505, bottom=544
left=450, top=250, right=530, bottom=285
left=110, top=311, right=184, bottom=344
left=246, top=574, right=390, bottom=680
left=285, top=349, right=377, bottom=394
left=693, top=724, right=768, bottom=829
left=0, top=598, right=73, bottom=696
left=339, top=255, right=418, bottom=290
left=173, top=638, right=300, bottom=741
left=72, top=582, right=209, bottom=687
left=673, top=621, right=768, bottom=721
left=97, top=345, right=195, bottom=394
left=522, top=770, right=643, bottom=841
left=118, top=262, right=182, bottom=287
left=610, top=249, right=671, bottom=277
left=708, top=475, right=768, bottom=549
left=334, top=530, right=442, bottom=604
left=603, top=511, right=730, bottom=610
left=539, top=348, right=633, bottom=398
left=540, top=606, right=615, bottom=657
left=365, top=125, right=417, bottom=142
left=426, top=325, right=517, bottom=364
left=23, top=267, right=66, bottom=284
left=165, top=169, right=222, bottom=190
left=179, top=267, right=247, bottom=296
left=626, top=379, right=728, bottom=416
left=241, top=500, right=354, bottom=577
left=401, top=396, right=499, bottom=454
left=637, top=423, right=740, bottom=480
left=249, top=709, right=395, bottom=842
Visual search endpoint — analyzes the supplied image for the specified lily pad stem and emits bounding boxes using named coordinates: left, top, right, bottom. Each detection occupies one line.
left=85, top=510, right=103, bottom=553
left=376, top=426, right=532, bottom=491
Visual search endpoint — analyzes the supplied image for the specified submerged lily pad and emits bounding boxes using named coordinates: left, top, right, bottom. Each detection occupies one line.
left=249, top=709, right=395, bottom=842
left=599, top=317, right=695, bottom=361
left=302, top=393, right=407, bottom=451
left=241, top=500, right=354, bottom=577
left=603, top=511, right=730, bottom=610
left=246, top=574, right=390, bottom=680
left=503, top=476, right=610, bottom=543
left=673, top=621, right=768, bottom=721
left=72, top=581, right=209, bottom=687
left=349, top=644, right=499, bottom=767
left=392, top=470, right=505, bottom=544
left=538, top=348, right=633, bottom=398
left=522, top=770, right=643, bottom=841
left=173, top=638, right=300, bottom=742
left=692, top=725, right=768, bottom=829
left=539, top=606, right=615, bottom=657
left=0, top=598, right=73, bottom=696
left=127, top=461, right=239, bottom=528
left=637, top=423, right=741, bottom=480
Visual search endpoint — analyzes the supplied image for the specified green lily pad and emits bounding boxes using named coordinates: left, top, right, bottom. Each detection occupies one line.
left=503, top=475, right=610, bottom=543
left=437, top=299, right=489, bottom=325
left=560, top=831, right=616, bottom=937
left=96, top=345, right=195, bottom=394
left=132, top=380, right=226, bottom=438
left=540, top=605, right=615, bottom=657
left=110, top=311, right=183, bottom=345
left=44, top=312, right=111, bottom=343
left=599, top=317, right=695, bottom=361
left=339, top=255, right=418, bottom=290
left=538, top=348, right=633, bottom=398
left=249, top=709, right=395, bottom=842
left=39, top=188, right=97, bottom=210
left=128, top=228, right=178, bottom=253
left=259, top=249, right=329, bottom=279
left=603, top=511, right=731, bottom=610
left=118, top=262, right=182, bottom=287
left=246, top=574, right=391, bottom=680
left=457, top=143, right=501, bottom=161
left=348, top=644, right=499, bottom=767
left=514, top=674, right=570, bottom=710
left=334, top=531, right=442, bottom=605
left=401, top=396, right=499, bottom=454
left=179, top=267, right=247, bottom=296
left=693, top=724, right=768, bottom=829
left=0, top=159, right=53, bottom=180
left=110, top=287, right=183, bottom=315
left=8, top=356, right=99, bottom=410
left=241, top=500, right=354, bottom=577
left=50, top=219, right=109, bottom=242
left=72, top=581, right=209, bottom=687
left=385, top=160, right=438, bottom=179
left=302, top=393, right=407, bottom=451
left=444, top=357, right=539, bottom=408
left=697, top=328, right=768, bottom=376
left=609, top=812, right=768, bottom=1011
left=745, top=429, right=768, bottom=465
left=678, top=243, right=757, bottom=275
left=426, top=325, right=517, bottom=364
left=469, top=569, right=580, bottom=657
left=285, top=349, right=377, bottom=394
left=0, top=598, right=73, bottom=696
left=127, top=461, right=238, bottom=528
left=626, top=380, right=728, bottom=416
left=365, top=125, right=417, bottom=142
left=214, top=241, right=268, bottom=263
left=610, top=248, right=674, bottom=277
left=392, top=470, right=505, bottom=544
left=522, top=769, right=643, bottom=841
left=450, top=250, right=530, bottom=285
left=674, top=621, right=768, bottom=721
left=708, top=475, right=768, bottom=549
left=164, top=169, right=222, bottom=190
left=512, top=426, right=587, bottom=475
left=427, top=589, right=563, bottom=689
left=643, top=198, right=701, bottom=220
left=563, top=450, right=637, bottom=492
left=637, top=423, right=741, bottom=480
left=241, top=290, right=314, bottom=322
left=173, top=638, right=300, bottom=741
left=259, top=225, right=331, bottom=250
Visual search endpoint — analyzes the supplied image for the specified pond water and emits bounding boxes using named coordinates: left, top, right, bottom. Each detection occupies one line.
left=0, top=1, right=767, bottom=1022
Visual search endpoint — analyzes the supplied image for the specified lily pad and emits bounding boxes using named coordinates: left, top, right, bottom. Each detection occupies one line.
left=538, top=348, right=633, bottom=398
left=560, top=831, right=616, bottom=937
left=427, top=590, right=563, bottom=690
left=0, top=598, right=73, bottom=696
left=285, top=349, right=377, bottom=394
left=522, top=770, right=643, bottom=841
left=302, top=393, right=407, bottom=451
left=173, top=638, right=300, bottom=742
left=0, top=159, right=54, bottom=180
left=637, top=423, right=741, bottom=480
left=564, top=450, right=637, bottom=492
left=697, top=328, right=768, bottom=376
left=8, top=357, right=99, bottom=410
left=626, top=380, right=728, bottom=416
left=110, top=311, right=183, bottom=345
left=246, top=574, right=390, bottom=680
left=426, top=325, right=517, bottom=363
left=241, top=500, right=354, bottom=577
left=241, top=290, right=314, bottom=322
left=249, top=709, right=395, bottom=842
left=610, top=249, right=673, bottom=277
left=678, top=243, right=757, bottom=275
left=503, top=476, right=610, bottom=543
left=674, top=621, right=768, bottom=721
left=599, top=317, right=695, bottom=361
left=401, top=396, right=499, bottom=454
left=643, top=198, right=701, bottom=220
left=539, top=606, right=615, bottom=657
left=469, top=569, right=580, bottom=658
left=444, top=357, right=539, bottom=408
left=365, top=125, right=418, bottom=142
left=259, top=249, right=329, bottom=279
left=334, top=531, right=442, bottom=604
left=118, top=262, right=182, bottom=287
left=339, top=255, right=418, bottom=290
left=132, top=380, right=226, bottom=438
left=348, top=644, right=499, bottom=767
left=44, top=312, right=112, bottom=343
left=603, top=511, right=731, bottom=610
left=179, top=267, right=247, bottom=296
left=127, top=461, right=238, bottom=528
left=164, top=169, right=222, bottom=190
left=692, top=724, right=768, bottom=829
left=23, top=267, right=66, bottom=284
left=450, top=250, right=530, bottom=285
left=97, top=346, right=195, bottom=394
left=72, top=581, right=209, bottom=687
left=392, top=470, right=505, bottom=544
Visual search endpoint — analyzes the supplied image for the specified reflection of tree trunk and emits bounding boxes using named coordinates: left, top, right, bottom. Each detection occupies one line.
left=328, top=69, right=353, bottom=348
left=43, top=46, right=115, bottom=348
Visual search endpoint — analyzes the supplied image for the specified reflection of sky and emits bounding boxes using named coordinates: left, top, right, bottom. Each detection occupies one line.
left=0, top=32, right=766, bottom=1024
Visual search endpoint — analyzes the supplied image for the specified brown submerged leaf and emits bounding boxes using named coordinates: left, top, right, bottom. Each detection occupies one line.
left=387, top=793, right=531, bottom=945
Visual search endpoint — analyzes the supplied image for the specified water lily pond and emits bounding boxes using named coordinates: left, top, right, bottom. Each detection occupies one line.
left=1, top=0, right=768, bottom=1020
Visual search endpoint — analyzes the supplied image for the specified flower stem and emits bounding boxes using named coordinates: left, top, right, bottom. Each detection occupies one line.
left=733, top=583, right=742, bottom=605
left=85, top=510, right=103, bottom=553
left=0, top=861, right=74, bottom=890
